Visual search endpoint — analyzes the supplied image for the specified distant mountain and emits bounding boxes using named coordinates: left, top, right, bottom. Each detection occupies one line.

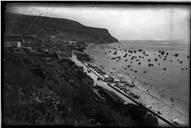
left=4, top=12, right=118, bottom=43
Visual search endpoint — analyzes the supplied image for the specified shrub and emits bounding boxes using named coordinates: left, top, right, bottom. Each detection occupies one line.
left=124, top=104, right=147, bottom=123
left=143, top=113, right=158, bottom=126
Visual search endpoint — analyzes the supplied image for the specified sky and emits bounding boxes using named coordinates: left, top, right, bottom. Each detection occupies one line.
left=7, top=4, right=190, bottom=41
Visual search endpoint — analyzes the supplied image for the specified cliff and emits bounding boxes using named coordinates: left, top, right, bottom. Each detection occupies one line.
left=4, top=12, right=118, bottom=43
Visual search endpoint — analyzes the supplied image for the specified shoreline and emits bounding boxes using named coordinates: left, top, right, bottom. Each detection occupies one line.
left=84, top=43, right=188, bottom=126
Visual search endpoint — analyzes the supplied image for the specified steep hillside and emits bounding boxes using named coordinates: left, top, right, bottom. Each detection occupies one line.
left=4, top=12, right=118, bottom=43
left=3, top=48, right=158, bottom=126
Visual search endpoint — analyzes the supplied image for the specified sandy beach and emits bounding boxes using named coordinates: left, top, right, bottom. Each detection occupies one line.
left=84, top=41, right=189, bottom=126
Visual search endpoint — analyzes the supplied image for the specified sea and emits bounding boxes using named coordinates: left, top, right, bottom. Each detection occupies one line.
left=85, top=40, right=190, bottom=118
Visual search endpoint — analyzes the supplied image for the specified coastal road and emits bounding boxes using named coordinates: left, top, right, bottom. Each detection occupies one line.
left=70, top=51, right=178, bottom=127
left=70, top=51, right=135, bottom=104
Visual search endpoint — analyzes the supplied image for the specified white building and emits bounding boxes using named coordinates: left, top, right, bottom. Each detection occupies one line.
left=17, top=41, right=22, bottom=48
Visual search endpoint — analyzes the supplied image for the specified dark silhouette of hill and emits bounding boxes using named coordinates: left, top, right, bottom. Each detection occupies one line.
left=4, top=12, right=118, bottom=43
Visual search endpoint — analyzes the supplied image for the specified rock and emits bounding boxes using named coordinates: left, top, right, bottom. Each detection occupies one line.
left=174, top=53, right=179, bottom=57
left=148, top=64, right=153, bottom=67
left=138, top=49, right=143, bottom=52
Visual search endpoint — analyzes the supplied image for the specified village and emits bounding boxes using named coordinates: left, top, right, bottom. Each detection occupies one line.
left=4, top=34, right=90, bottom=108
left=4, top=32, right=185, bottom=127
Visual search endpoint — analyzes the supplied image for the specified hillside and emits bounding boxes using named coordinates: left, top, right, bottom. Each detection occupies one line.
left=4, top=12, right=118, bottom=43
left=3, top=12, right=159, bottom=127
left=3, top=47, right=158, bottom=126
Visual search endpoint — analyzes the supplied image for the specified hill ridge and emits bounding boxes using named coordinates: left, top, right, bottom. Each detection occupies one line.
left=5, top=12, right=118, bottom=43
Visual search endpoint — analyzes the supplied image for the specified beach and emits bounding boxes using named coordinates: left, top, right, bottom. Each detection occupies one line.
left=85, top=40, right=189, bottom=125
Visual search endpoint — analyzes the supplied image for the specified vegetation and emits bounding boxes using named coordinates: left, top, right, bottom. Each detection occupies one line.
left=4, top=12, right=118, bottom=43
left=3, top=47, right=158, bottom=126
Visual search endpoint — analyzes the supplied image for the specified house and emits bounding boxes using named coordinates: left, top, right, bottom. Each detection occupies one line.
left=119, top=76, right=127, bottom=83
left=17, top=41, right=22, bottom=48
left=23, top=46, right=32, bottom=51
left=50, top=35, right=56, bottom=39
left=114, top=79, right=120, bottom=83
left=68, top=40, right=77, bottom=45
left=103, top=74, right=114, bottom=82
left=4, top=34, right=37, bottom=48
left=22, top=34, right=37, bottom=45
left=4, top=34, right=23, bottom=48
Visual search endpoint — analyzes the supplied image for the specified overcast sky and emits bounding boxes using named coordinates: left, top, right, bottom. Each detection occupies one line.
left=7, top=4, right=190, bottom=41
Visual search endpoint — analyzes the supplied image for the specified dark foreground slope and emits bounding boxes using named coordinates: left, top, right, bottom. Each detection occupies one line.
left=3, top=48, right=158, bottom=126
left=3, top=48, right=130, bottom=126
left=4, top=12, right=118, bottom=43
